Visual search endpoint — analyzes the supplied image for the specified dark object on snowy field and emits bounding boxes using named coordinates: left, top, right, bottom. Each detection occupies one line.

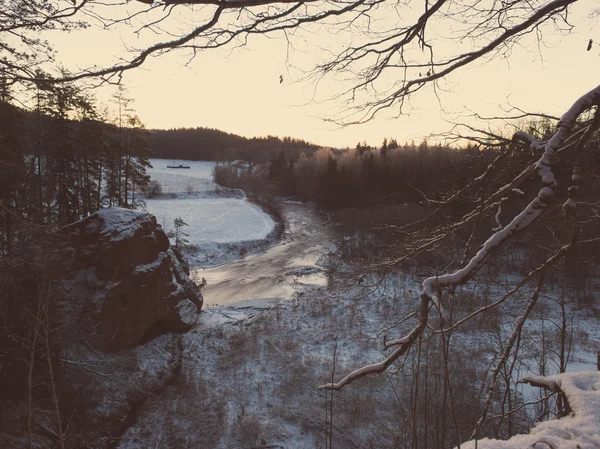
left=60, top=208, right=203, bottom=351
left=167, top=164, right=191, bottom=169
left=146, top=179, right=163, bottom=198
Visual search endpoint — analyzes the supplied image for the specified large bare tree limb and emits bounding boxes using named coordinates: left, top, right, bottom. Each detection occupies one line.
left=0, top=0, right=586, bottom=124
left=317, top=84, right=600, bottom=391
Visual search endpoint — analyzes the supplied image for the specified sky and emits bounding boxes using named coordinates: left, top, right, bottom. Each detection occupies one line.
left=48, top=0, right=599, bottom=149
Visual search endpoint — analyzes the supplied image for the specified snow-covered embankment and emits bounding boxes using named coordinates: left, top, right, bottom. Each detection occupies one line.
left=144, top=159, right=277, bottom=268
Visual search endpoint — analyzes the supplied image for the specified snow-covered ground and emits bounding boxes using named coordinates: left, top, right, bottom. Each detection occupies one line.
left=119, top=159, right=600, bottom=448
left=110, top=240, right=600, bottom=449
left=198, top=201, right=332, bottom=307
left=465, top=371, right=600, bottom=449
left=143, top=159, right=275, bottom=267
left=146, top=159, right=216, bottom=194
left=147, top=198, right=275, bottom=244
left=115, top=271, right=423, bottom=449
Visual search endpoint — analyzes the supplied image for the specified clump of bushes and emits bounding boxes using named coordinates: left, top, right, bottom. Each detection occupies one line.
left=145, top=180, right=163, bottom=198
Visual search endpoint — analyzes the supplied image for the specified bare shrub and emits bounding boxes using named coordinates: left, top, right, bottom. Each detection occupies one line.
left=278, top=357, right=312, bottom=398
left=229, top=332, right=246, bottom=351
left=451, top=289, right=501, bottom=332
left=138, top=378, right=226, bottom=449
left=235, top=414, right=263, bottom=447
left=145, top=180, right=162, bottom=198
left=307, top=297, right=333, bottom=319
left=341, top=394, right=378, bottom=433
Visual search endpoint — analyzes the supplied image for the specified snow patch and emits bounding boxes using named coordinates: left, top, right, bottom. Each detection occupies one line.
left=463, top=371, right=600, bottom=449
left=145, top=159, right=276, bottom=268
left=144, top=198, right=274, bottom=244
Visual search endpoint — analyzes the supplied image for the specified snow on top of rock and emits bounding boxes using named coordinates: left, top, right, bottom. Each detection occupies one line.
left=62, top=207, right=162, bottom=248
left=133, top=252, right=169, bottom=275
left=73, top=207, right=159, bottom=243
left=94, top=207, right=150, bottom=230
left=461, top=371, right=600, bottom=449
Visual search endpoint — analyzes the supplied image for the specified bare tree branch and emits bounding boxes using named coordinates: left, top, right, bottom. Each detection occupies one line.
left=318, top=84, right=600, bottom=391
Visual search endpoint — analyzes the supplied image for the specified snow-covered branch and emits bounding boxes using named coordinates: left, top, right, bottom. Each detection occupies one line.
left=422, top=85, right=600, bottom=299
left=471, top=274, right=546, bottom=441
left=461, top=371, right=600, bottom=449
left=316, top=293, right=429, bottom=390
left=319, top=85, right=600, bottom=391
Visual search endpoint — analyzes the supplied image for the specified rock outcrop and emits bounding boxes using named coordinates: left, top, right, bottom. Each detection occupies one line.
left=59, top=207, right=203, bottom=351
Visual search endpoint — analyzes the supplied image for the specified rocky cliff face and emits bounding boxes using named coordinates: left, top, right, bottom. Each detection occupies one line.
left=59, top=207, right=203, bottom=351
left=0, top=207, right=205, bottom=449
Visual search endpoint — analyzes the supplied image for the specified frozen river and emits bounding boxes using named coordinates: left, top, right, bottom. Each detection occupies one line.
left=145, top=159, right=332, bottom=306
left=198, top=201, right=332, bottom=307
left=144, top=159, right=275, bottom=245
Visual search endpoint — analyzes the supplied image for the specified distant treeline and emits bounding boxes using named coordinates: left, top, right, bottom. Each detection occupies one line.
left=215, top=134, right=596, bottom=211
left=0, top=84, right=151, bottom=252
left=215, top=131, right=600, bottom=302
left=214, top=142, right=500, bottom=209
left=149, top=127, right=320, bottom=163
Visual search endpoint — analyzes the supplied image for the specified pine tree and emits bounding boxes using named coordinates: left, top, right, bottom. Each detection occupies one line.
left=0, top=80, right=26, bottom=252
left=168, top=217, right=189, bottom=249
left=124, top=115, right=152, bottom=209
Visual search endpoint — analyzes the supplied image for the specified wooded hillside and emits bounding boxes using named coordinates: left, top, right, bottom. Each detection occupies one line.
left=149, top=127, right=319, bottom=163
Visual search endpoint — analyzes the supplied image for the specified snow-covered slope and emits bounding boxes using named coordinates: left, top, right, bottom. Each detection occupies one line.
left=147, top=197, right=274, bottom=244
left=144, top=159, right=276, bottom=267
left=146, top=159, right=217, bottom=194
left=462, top=371, right=600, bottom=449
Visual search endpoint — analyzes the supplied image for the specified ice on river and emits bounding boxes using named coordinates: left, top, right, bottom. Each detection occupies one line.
left=144, top=159, right=275, bottom=251
left=145, top=198, right=275, bottom=244
left=146, top=159, right=217, bottom=194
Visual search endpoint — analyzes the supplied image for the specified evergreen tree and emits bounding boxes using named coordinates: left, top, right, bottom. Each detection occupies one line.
left=268, top=150, right=287, bottom=179
left=380, top=138, right=388, bottom=158
left=38, top=83, right=81, bottom=225
left=0, top=81, right=26, bottom=252
left=124, top=115, right=152, bottom=209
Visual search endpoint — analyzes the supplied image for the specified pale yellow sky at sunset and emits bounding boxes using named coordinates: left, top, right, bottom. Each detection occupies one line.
left=49, top=0, right=598, bottom=149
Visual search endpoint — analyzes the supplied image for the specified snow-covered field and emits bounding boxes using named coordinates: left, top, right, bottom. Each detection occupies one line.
left=146, top=159, right=216, bottom=194
left=114, top=257, right=600, bottom=449
left=143, top=159, right=275, bottom=267
left=121, top=159, right=600, bottom=449
left=147, top=198, right=275, bottom=244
